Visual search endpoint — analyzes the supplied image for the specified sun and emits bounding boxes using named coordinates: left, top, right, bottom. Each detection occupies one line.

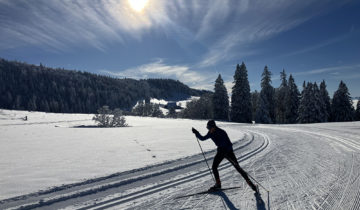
left=128, top=0, right=149, bottom=12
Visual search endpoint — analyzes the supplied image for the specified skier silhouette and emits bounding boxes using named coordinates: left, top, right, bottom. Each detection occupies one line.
left=192, top=120, right=258, bottom=192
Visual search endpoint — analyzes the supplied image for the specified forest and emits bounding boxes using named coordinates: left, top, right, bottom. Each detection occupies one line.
left=0, top=58, right=208, bottom=113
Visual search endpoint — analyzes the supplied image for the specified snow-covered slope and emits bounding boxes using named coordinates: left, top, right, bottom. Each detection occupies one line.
left=1, top=109, right=360, bottom=209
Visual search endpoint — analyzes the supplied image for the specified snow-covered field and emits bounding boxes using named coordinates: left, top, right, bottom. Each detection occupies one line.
left=0, top=109, right=241, bottom=200
left=1, top=109, right=360, bottom=209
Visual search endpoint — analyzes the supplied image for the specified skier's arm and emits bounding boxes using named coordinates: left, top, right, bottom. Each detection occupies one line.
left=192, top=128, right=210, bottom=141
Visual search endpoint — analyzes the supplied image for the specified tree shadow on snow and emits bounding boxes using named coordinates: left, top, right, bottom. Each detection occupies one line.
left=71, top=125, right=132, bottom=128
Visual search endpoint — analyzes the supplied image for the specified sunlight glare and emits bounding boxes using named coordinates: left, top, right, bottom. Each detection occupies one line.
left=128, top=0, right=149, bottom=12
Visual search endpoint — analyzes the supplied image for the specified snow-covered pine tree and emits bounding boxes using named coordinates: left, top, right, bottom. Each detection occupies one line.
left=213, top=74, right=229, bottom=121
left=319, top=80, right=331, bottom=122
left=355, top=100, right=360, bottom=121
left=255, top=66, right=275, bottom=124
left=313, top=82, right=323, bottom=123
left=231, top=62, right=252, bottom=123
left=285, top=74, right=300, bottom=123
left=251, top=90, right=260, bottom=122
left=275, top=69, right=288, bottom=124
left=331, top=81, right=354, bottom=122
left=298, top=82, right=311, bottom=123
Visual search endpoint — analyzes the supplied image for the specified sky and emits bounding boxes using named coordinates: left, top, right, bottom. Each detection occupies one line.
left=1, top=0, right=360, bottom=97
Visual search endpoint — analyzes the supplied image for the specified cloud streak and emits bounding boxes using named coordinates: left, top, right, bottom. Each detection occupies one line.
left=196, top=0, right=347, bottom=67
left=293, top=64, right=360, bottom=77
left=100, top=59, right=214, bottom=89
left=0, top=0, right=169, bottom=51
left=0, top=0, right=347, bottom=56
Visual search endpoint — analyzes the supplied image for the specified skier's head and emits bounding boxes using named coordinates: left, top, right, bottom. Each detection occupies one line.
left=206, top=120, right=216, bottom=130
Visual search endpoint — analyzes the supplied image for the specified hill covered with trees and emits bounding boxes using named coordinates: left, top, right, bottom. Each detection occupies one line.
left=0, top=58, right=209, bottom=113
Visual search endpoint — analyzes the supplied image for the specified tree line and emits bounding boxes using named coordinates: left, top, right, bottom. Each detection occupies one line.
left=0, top=58, right=208, bottom=113
left=181, top=62, right=360, bottom=123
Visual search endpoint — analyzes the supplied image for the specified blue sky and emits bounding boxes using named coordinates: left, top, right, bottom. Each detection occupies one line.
left=1, top=0, right=360, bottom=97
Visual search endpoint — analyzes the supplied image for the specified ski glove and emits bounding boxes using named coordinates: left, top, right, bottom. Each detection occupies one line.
left=192, top=127, right=199, bottom=135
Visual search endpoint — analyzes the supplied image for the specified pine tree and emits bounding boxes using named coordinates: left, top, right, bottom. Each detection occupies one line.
left=319, top=80, right=331, bottom=122
left=312, top=82, right=323, bottom=123
left=298, top=82, right=322, bottom=123
left=297, top=83, right=308, bottom=123
left=251, top=91, right=260, bottom=122
left=331, top=81, right=354, bottom=122
left=355, top=100, right=360, bottom=121
left=213, top=74, right=229, bottom=121
left=231, top=62, right=252, bottom=123
left=285, top=74, right=300, bottom=123
left=256, top=66, right=275, bottom=123
left=275, top=69, right=288, bottom=123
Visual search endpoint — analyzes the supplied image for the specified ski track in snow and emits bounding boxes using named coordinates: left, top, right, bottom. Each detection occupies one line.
left=1, top=120, right=360, bottom=209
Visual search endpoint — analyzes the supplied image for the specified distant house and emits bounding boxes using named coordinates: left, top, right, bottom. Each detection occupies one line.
left=164, top=101, right=182, bottom=110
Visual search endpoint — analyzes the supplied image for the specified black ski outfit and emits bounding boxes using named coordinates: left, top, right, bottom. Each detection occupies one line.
left=192, top=120, right=257, bottom=192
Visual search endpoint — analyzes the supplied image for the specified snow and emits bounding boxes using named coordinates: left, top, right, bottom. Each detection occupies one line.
left=0, top=109, right=242, bottom=200
left=353, top=99, right=359, bottom=109
left=1, top=109, right=360, bottom=209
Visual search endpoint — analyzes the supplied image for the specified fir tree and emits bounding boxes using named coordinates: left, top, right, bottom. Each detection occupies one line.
left=231, top=62, right=252, bottom=123
left=298, top=82, right=322, bottom=123
left=312, top=82, right=323, bottom=123
left=275, top=69, right=288, bottom=123
left=285, top=74, right=300, bottom=123
left=319, top=80, right=331, bottom=122
left=256, top=66, right=275, bottom=123
left=251, top=91, right=260, bottom=122
left=298, top=82, right=314, bottom=123
left=355, top=100, right=360, bottom=121
left=213, top=74, right=229, bottom=121
left=331, top=81, right=354, bottom=122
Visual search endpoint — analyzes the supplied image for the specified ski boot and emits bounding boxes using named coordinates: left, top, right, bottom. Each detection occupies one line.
left=208, top=182, right=221, bottom=192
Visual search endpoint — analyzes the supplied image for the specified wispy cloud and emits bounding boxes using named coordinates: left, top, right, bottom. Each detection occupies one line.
left=0, top=0, right=169, bottom=51
left=100, top=59, right=214, bottom=89
left=196, top=0, right=347, bottom=67
left=293, top=64, right=360, bottom=76
left=1, top=0, right=347, bottom=55
left=283, top=33, right=351, bottom=57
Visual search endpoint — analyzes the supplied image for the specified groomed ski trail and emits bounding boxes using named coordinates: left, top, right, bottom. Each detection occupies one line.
left=1, top=123, right=360, bottom=209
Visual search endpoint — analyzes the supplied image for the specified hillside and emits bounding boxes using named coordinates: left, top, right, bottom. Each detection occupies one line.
left=0, top=58, right=209, bottom=113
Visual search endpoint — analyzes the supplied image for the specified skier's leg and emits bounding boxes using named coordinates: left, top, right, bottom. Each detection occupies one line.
left=212, top=151, right=225, bottom=186
left=226, top=151, right=258, bottom=192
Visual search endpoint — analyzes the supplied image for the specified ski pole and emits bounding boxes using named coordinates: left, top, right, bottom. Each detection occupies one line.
left=195, top=137, right=215, bottom=182
left=247, top=173, right=269, bottom=192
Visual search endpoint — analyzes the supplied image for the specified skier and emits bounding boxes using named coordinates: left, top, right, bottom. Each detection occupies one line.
left=192, top=120, right=258, bottom=193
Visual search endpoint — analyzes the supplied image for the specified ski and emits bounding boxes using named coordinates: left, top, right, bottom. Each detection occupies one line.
left=174, top=186, right=242, bottom=199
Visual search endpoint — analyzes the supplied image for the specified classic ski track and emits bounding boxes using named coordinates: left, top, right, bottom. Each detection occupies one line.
left=1, top=131, right=268, bottom=210
left=93, top=132, right=260, bottom=208
left=120, top=131, right=269, bottom=210
left=0, top=133, right=252, bottom=209
left=3, top=124, right=359, bottom=209
left=198, top=130, right=271, bottom=210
